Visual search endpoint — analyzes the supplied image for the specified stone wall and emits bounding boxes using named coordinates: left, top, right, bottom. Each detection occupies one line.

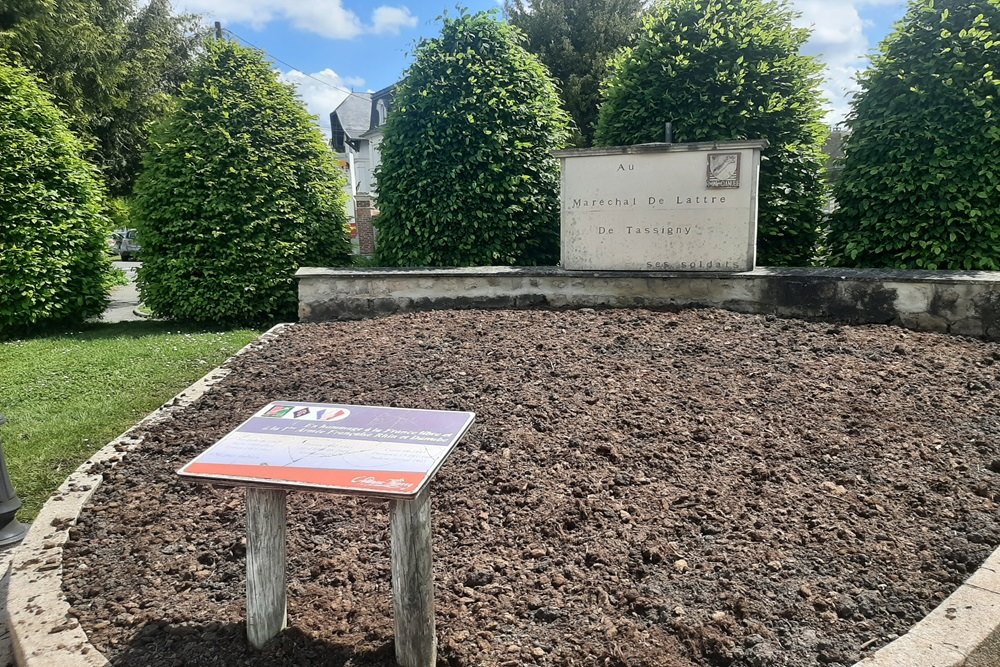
left=296, top=266, right=1000, bottom=340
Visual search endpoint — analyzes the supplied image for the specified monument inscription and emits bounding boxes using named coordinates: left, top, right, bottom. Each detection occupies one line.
left=557, top=140, right=766, bottom=271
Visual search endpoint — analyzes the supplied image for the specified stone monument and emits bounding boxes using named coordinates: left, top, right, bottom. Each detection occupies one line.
left=556, top=140, right=767, bottom=271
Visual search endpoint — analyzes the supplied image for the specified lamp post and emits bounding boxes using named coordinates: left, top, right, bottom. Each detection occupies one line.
left=0, top=415, right=28, bottom=547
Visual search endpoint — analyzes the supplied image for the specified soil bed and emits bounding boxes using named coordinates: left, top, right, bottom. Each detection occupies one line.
left=63, top=308, right=1000, bottom=667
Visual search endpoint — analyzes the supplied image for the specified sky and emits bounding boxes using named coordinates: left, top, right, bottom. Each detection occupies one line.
left=170, top=0, right=910, bottom=137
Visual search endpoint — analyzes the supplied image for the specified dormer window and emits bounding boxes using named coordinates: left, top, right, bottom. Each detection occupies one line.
left=376, top=99, right=387, bottom=126
left=331, top=127, right=346, bottom=153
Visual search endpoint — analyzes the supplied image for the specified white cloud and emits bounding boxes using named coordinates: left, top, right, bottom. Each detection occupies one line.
left=793, top=1, right=867, bottom=125
left=285, top=2, right=365, bottom=39
left=370, top=6, right=418, bottom=35
left=279, top=68, right=361, bottom=137
left=792, top=0, right=906, bottom=125
left=173, top=1, right=417, bottom=40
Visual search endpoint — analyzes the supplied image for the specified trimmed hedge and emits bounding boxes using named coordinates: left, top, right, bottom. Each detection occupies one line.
left=374, top=10, right=570, bottom=267
left=826, top=0, right=1000, bottom=270
left=596, top=0, right=829, bottom=266
left=0, top=60, right=111, bottom=336
left=132, top=39, right=351, bottom=325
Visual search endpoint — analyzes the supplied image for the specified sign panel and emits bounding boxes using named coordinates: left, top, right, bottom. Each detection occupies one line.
left=178, top=402, right=475, bottom=498
left=558, top=141, right=765, bottom=272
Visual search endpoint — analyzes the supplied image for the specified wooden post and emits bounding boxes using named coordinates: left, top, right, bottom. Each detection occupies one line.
left=246, top=487, right=287, bottom=649
left=390, top=491, right=436, bottom=667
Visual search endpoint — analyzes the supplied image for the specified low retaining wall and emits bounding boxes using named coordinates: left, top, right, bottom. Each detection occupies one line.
left=297, top=266, right=1000, bottom=339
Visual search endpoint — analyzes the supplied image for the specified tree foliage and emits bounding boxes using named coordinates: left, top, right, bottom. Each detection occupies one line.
left=0, top=0, right=205, bottom=195
left=0, top=60, right=111, bottom=335
left=595, top=0, right=828, bottom=266
left=826, top=0, right=1000, bottom=270
left=374, top=10, right=570, bottom=267
left=132, top=39, right=351, bottom=325
left=505, top=0, right=643, bottom=146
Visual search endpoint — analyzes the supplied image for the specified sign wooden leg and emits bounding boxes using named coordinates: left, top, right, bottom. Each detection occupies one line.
left=246, top=487, right=287, bottom=649
left=390, top=491, right=436, bottom=667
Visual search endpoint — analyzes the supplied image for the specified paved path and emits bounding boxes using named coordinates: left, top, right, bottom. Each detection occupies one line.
left=101, top=261, right=142, bottom=323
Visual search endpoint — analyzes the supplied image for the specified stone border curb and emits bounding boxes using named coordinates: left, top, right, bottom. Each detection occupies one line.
left=854, top=544, right=1000, bottom=667
left=3, top=320, right=999, bottom=666
left=4, top=324, right=290, bottom=667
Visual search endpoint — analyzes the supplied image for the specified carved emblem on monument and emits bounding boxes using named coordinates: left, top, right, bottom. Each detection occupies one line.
left=707, top=152, right=741, bottom=188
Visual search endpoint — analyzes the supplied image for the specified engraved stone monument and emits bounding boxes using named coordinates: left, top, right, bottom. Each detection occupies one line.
left=557, top=140, right=766, bottom=271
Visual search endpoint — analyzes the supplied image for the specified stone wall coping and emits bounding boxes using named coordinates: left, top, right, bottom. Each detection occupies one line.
left=296, top=265, right=1000, bottom=285
left=553, top=139, right=769, bottom=158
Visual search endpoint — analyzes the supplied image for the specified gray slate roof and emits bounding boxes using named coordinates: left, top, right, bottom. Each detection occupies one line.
left=333, top=93, right=373, bottom=139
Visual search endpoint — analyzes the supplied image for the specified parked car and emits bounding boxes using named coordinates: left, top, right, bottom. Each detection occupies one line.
left=118, top=229, right=141, bottom=261
left=108, top=229, right=125, bottom=255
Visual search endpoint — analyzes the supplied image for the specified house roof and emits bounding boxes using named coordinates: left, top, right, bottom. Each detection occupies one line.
left=372, top=83, right=396, bottom=100
left=332, top=93, right=373, bottom=139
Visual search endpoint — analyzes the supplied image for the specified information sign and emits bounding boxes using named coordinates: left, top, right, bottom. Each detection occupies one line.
left=178, top=401, right=475, bottom=498
left=557, top=140, right=766, bottom=271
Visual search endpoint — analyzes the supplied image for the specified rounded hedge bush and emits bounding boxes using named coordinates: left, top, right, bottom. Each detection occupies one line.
left=596, top=0, right=829, bottom=267
left=826, top=0, right=1000, bottom=270
left=374, top=10, right=570, bottom=267
left=133, top=39, right=351, bottom=325
left=0, top=60, right=111, bottom=336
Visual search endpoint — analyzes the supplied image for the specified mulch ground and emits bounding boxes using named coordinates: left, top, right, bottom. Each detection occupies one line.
left=62, top=308, right=1000, bottom=667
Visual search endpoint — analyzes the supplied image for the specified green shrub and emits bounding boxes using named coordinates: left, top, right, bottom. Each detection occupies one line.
left=0, top=60, right=111, bottom=336
left=826, top=0, right=1000, bottom=270
left=374, top=10, right=570, bottom=267
left=595, top=0, right=828, bottom=266
left=107, top=197, right=132, bottom=231
left=105, top=267, right=129, bottom=288
left=132, top=39, right=351, bottom=325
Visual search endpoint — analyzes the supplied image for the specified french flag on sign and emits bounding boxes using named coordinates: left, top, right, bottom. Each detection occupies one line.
left=322, top=408, right=351, bottom=422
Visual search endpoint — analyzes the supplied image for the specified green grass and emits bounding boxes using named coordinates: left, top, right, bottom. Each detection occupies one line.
left=0, top=322, right=260, bottom=520
left=105, top=266, right=130, bottom=288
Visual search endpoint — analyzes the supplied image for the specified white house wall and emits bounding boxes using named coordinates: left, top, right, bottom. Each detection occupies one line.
left=351, top=140, right=372, bottom=195
left=369, top=133, right=384, bottom=195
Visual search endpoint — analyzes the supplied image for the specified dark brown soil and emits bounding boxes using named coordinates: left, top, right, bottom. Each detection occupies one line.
left=62, top=308, right=1000, bottom=667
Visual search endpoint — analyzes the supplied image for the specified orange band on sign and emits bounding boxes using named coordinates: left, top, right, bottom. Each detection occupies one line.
left=183, top=463, right=426, bottom=493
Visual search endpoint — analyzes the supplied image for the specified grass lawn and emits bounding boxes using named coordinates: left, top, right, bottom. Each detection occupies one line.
left=0, top=322, right=261, bottom=520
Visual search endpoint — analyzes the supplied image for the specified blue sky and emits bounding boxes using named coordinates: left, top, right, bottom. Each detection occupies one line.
left=172, top=0, right=910, bottom=136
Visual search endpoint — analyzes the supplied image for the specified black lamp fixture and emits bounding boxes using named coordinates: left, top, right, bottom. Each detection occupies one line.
left=0, top=415, right=28, bottom=547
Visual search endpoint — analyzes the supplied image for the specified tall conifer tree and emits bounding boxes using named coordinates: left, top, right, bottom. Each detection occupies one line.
left=505, top=0, right=643, bottom=146
left=0, top=0, right=204, bottom=194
